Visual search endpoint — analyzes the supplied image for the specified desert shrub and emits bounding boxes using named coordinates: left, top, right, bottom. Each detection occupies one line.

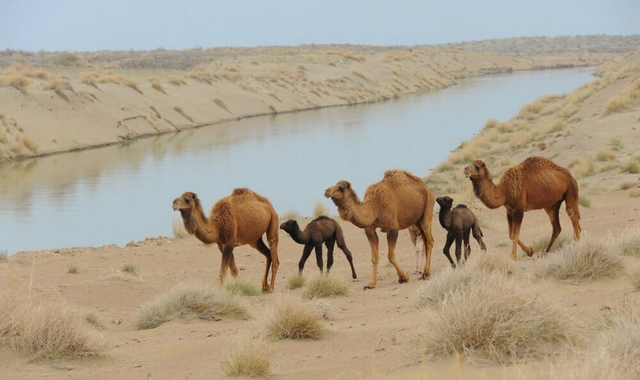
left=173, top=106, right=194, bottom=122
left=535, top=235, right=624, bottom=284
left=620, top=160, right=640, bottom=174
left=150, top=77, right=166, bottom=94
left=631, top=270, right=640, bottom=291
left=287, top=274, right=306, bottom=290
left=630, top=189, right=640, bottom=198
left=531, top=235, right=571, bottom=254
left=123, top=77, right=143, bottom=94
left=281, top=209, right=300, bottom=220
left=67, top=262, right=80, bottom=274
left=301, top=275, right=348, bottom=299
left=134, top=283, right=249, bottom=330
left=0, top=301, right=108, bottom=360
left=609, top=138, right=624, bottom=151
left=313, top=202, right=327, bottom=218
left=0, top=74, right=31, bottom=92
left=604, top=96, right=630, bottom=115
left=579, top=195, right=592, bottom=208
left=120, top=262, right=139, bottom=275
left=84, top=311, right=105, bottom=329
left=264, top=296, right=325, bottom=340
left=220, top=335, right=274, bottom=377
left=225, top=279, right=262, bottom=296
left=168, top=76, right=186, bottom=86
left=619, top=229, right=640, bottom=257
left=98, top=73, right=122, bottom=84
left=418, top=272, right=573, bottom=363
left=619, top=181, right=636, bottom=190
left=596, top=150, right=616, bottom=162
left=80, top=72, right=99, bottom=88
left=53, top=52, right=78, bottom=66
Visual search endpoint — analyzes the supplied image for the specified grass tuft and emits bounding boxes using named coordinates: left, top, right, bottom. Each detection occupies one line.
left=134, top=283, right=250, bottom=330
left=535, top=235, right=624, bottom=284
left=120, top=262, right=139, bottom=275
left=301, top=275, right=349, bottom=299
left=264, top=296, right=325, bottom=340
left=67, top=262, right=80, bottom=274
left=313, top=201, right=327, bottom=218
left=418, top=272, right=573, bottom=364
left=287, top=274, right=306, bottom=290
left=220, top=335, right=274, bottom=377
left=225, top=279, right=262, bottom=296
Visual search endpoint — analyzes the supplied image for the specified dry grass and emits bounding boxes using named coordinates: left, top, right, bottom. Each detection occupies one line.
left=67, top=262, right=80, bottom=274
left=120, top=262, right=139, bottom=275
left=80, top=72, right=99, bottom=89
left=225, top=279, right=262, bottom=296
left=281, top=209, right=301, bottom=220
left=287, top=274, right=306, bottom=290
left=134, top=283, right=250, bottom=330
left=535, top=234, right=624, bottom=284
left=150, top=77, right=166, bottom=94
left=0, top=250, right=7, bottom=262
left=418, top=272, right=573, bottom=364
left=0, top=300, right=109, bottom=360
left=604, top=96, right=630, bottom=115
left=214, top=98, right=230, bottom=112
left=263, top=296, right=325, bottom=341
left=531, top=235, right=571, bottom=254
left=173, top=106, right=194, bottom=123
left=220, top=335, right=274, bottom=377
left=301, top=275, right=349, bottom=299
left=619, top=228, right=640, bottom=257
left=123, top=77, right=143, bottom=94
left=313, top=201, right=327, bottom=217
left=168, top=76, right=186, bottom=86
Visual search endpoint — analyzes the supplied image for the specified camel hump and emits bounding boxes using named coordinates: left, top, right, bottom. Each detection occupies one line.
left=313, top=215, right=330, bottom=222
left=232, top=188, right=254, bottom=196
left=455, top=204, right=468, bottom=209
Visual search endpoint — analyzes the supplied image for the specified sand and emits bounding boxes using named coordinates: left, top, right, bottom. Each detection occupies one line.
left=1, top=42, right=640, bottom=379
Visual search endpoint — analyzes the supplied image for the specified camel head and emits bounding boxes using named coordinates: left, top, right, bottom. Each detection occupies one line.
left=436, top=196, right=454, bottom=209
left=172, top=191, right=200, bottom=212
left=279, top=219, right=298, bottom=233
left=324, top=181, right=352, bottom=205
left=464, top=160, right=492, bottom=181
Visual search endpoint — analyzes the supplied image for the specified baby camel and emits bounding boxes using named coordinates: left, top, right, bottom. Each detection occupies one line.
left=280, top=216, right=357, bottom=279
left=436, top=196, right=486, bottom=267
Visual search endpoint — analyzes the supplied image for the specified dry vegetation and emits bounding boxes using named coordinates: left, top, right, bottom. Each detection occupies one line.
left=263, top=296, right=325, bottom=341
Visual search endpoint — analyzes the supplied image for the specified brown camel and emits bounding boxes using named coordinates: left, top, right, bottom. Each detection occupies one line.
left=324, top=170, right=435, bottom=289
left=464, top=156, right=581, bottom=259
left=280, top=216, right=357, bottom=279
left=172, top=189, right=280, bottom=293
left=436, top=196, right=486, bottom=266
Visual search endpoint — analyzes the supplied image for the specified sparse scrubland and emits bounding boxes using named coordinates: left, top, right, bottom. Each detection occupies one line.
left=1, top=37, right=640, bottom=378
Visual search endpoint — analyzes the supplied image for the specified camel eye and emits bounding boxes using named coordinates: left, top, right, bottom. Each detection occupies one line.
left=184, top=197, right=190, bottom=203
left=338, top=186, right=344, bottom=192
left=474, top=164, right=481, bottom=170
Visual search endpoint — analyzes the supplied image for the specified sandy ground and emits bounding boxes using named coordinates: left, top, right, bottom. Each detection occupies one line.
left=1, top=189, right=639, bottom=379
left=1, top=43, right=640, bottom=379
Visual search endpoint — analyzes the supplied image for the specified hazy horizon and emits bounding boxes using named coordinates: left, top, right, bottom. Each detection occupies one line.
left=2, top=0, right=640, bottom=52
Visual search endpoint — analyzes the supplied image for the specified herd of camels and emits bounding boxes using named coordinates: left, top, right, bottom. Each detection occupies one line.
left=173, top=156, right=582, bottom=293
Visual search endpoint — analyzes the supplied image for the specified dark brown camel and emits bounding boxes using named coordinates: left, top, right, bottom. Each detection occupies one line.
left=464, top=156, right=581, bottom=259
left=280, top=216, right=357, bottom=279
left=172, top=189, right=279, bottom=293
left=436, top=196, right=486, bottom=267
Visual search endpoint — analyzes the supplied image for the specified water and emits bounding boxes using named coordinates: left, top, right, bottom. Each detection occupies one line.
left=0, top=67, right=595, bottom=254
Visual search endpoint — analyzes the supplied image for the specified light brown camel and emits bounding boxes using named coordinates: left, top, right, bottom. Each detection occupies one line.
left=464, top=156, right=581, bottom=259
left=172, top=189, right=280, bottom=293
left=324, top=170, right=435, bottom=289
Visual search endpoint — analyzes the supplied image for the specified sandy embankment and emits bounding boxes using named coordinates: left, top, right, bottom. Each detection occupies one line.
left=0, top=46, right=612, bottom=163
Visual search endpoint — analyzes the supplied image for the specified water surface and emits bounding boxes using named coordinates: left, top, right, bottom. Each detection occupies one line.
left=0, top=67, right=595, bottom=254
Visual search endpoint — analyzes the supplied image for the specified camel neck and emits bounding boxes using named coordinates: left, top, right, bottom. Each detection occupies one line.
left=288, top=226, right=309, bottom=244
left=438, top=207, right=451, bottom=229
left=182, top=207, right=220, bottom=244
left=472, top=177, right=505, bottom=209
left=338, top=196, right=376, bottom=228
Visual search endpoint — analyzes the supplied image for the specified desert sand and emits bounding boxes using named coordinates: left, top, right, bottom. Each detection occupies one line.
left=1, top=38, right=640, bottom=379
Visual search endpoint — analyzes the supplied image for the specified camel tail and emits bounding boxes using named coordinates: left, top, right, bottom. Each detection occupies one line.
left=473, top=221, right=483, bottom=237
left=565, top=178, right=581, bottom=219
left=334, top=222, right=347, bottom=247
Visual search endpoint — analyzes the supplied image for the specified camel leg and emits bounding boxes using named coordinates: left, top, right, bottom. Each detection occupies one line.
left=325, top=239, right=336, bottom=275
left=510, top=209, right=532, bottom=259
left=336, top=237, right=357, bottom=279
left=544, top=202, right=563, bottom=253
left=414, top=237, right=424, bottom=274
left=229, top=253, right=239, bottom=278
left=219, top=245, right=234, bottom=286
left=566, top=199, right=582, bottom=240
left=386, top=229, right=409, bottom=284
left=463, top=229, right=471, bottom=262
left=472, top=223, right=486, bottom=251
left=314, top=243, right=324, bottom=274
left=454, top=233, right=463, bottom=265
left=298, top=244, right=314, bottom=276
left=363, top=227, right=380, bottom=290
left=419, top=223, right=435, bottom=280
left=442, top=232, right=456, bottom=268
left=254, top=238, right=273, bottom=293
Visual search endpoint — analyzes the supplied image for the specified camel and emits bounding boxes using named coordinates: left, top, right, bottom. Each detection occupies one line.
left=436, top=196, right=486, bottom=266
left=172, top=189, right=280, bottom=293
left=324, top=170, right=435, bottom=289
left=279, top=216, right=357, bottom=279
left=408, top=226, right=425, bottom=274
left=464, top=156, right=581, bottom=259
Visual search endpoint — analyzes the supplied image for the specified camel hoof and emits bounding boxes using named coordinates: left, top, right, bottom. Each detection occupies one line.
left=419, top=274, right=430, bottom=281
left=363, top=285, right=376, bottom=290
left=398, top=278, right=408, bottom=284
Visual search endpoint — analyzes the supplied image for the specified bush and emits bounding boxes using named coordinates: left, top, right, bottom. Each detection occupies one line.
left=418, top=272, right=572, bottom=363
left=301, top=275, right=349, bottom=299
left=225, top=279, right=262, bottom=296
left=535, top=235, right=624, bottom=284
left=134, top=283, right=250, bottom=330
left=220, top=335, right=274, bottom=376
left=287, top=274, right=306, bottom=290
left=264, top=296, right=325, bottom=340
